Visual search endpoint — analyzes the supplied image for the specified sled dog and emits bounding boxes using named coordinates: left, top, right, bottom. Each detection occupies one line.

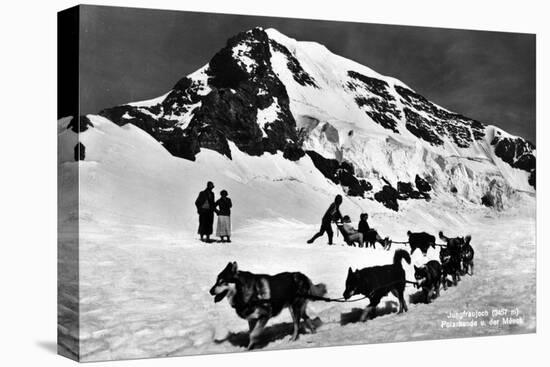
left=407, top=231, right=436, bottom=255
left=439, top=231, right=471, bottom=285
left=414, top=260, right=442, bottom=303
left=209, top=262, right=327, bottom=349
left=438, top=246, right=454, bottom=289
left=460, top=235, right=474, bottom=275
left=343, top=249, right=411, bottom=322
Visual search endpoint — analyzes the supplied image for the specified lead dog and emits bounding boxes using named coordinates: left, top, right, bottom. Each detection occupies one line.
left=209, top=262, right=327, bottom=349
left=439, top=231, right=470, bottom=285
left=460, top=235, right=474, bottom=275
left=343, top=249, right=411, bottom=322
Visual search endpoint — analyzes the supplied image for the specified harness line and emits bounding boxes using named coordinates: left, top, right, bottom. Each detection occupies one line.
left=302, top=279, right=418, bottom=303
left=391, top=240, right=447, bottom=247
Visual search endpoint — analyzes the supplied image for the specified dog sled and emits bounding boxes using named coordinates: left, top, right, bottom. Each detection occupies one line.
left=334, top=221, right=391, bottom=249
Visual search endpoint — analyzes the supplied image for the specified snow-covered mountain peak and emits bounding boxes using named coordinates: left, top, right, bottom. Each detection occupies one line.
left=67, top=27, right=534, bottom=212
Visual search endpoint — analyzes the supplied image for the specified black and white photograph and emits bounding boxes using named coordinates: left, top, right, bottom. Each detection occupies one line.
left=56, top=3, right=537, bottom=363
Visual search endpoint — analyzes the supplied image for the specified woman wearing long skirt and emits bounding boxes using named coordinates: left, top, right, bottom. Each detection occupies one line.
left=215, top=190, right=232, bottom=243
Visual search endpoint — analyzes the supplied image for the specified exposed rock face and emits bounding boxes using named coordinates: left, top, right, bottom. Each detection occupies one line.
left=375, top=177, right=432, bottom=210
left=344, top=68, right=491, bottom=156
left=74, top=142, right=85, bottom=161
left=269, top=39, right=319, bottom=88
left=492, top=135, right=535, bottom=170
left=529, top=170, right=536, bottom=188
left=306, top=151, right=371, bottom=197
left=397, top=181, right=426, bottom=199
left=397, top=181, right=413, bottom=195
left=100, top=28, right=305, bottom=161
left=481, top=193, right=494, bottom=207
left=396, top=85, right=485, bottom=147
left=346, top=71, right=401, bottom=132
left=374, top=185, right=400, bottom=211
left=67, top=115, right=94, bottom=133
left=415, top=174, right=432, bottom=193
left=491, top=132, right=536, bottom=188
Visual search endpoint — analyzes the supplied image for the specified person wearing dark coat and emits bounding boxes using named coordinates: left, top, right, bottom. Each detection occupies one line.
left=307, top=195, right=343, bottom=245
left=195, top=181, right=216, bottom=242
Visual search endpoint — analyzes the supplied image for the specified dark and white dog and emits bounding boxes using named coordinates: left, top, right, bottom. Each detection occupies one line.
left=460, top=236, right=474, bottom=275
left=414, top=260, right=442, bottom=303
left=209, top=262, right=326, bottom=349
left=439, top=232, right=473, bottom=284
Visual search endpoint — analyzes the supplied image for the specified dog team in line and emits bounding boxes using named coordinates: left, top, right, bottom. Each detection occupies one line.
left=209, top=193, right=475, bottom=350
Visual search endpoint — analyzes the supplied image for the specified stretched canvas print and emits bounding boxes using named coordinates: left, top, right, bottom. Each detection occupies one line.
left=57, top=5, right=536, bottom=362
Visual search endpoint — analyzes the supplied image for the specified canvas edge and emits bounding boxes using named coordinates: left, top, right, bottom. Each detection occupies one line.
left=57, top=4, right=81, bottom=362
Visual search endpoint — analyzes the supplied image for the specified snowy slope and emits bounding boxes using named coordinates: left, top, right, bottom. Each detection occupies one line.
left=58, top=114, right=535, bottom=233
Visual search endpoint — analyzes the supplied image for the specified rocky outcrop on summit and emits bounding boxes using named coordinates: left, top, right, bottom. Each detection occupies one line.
left=395, top=85, right=486, bottom=147
left=100, top=28, right=306, bottom=161
left=269, top=39, right=319, bottom=88
left=343, top=70, right=487, bottom=149
left=346, top=71, right=401, bottom=132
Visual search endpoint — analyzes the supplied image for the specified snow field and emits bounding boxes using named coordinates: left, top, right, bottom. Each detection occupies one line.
left=75, top=208, right=535, bottom=361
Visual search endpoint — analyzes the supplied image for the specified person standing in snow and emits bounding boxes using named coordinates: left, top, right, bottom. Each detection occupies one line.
left=307, top=194, right=343, bottom=245
left=195, top=181, right=216, bottom=242
left=215, top=190, right=232, bottom=243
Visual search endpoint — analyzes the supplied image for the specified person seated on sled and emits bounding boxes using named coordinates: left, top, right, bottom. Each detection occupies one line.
left=340, top=215, right=362, bottom=247
left=358, top=213, right=391, bottom=250
left=307, top=194, right=343, bottom=245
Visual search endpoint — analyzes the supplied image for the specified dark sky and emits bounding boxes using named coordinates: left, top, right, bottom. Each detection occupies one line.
left=79, top=5, right=536, bottom=143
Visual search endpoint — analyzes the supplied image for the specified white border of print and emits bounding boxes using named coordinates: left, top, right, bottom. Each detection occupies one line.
left=0, top=1, right=547, bottom=366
